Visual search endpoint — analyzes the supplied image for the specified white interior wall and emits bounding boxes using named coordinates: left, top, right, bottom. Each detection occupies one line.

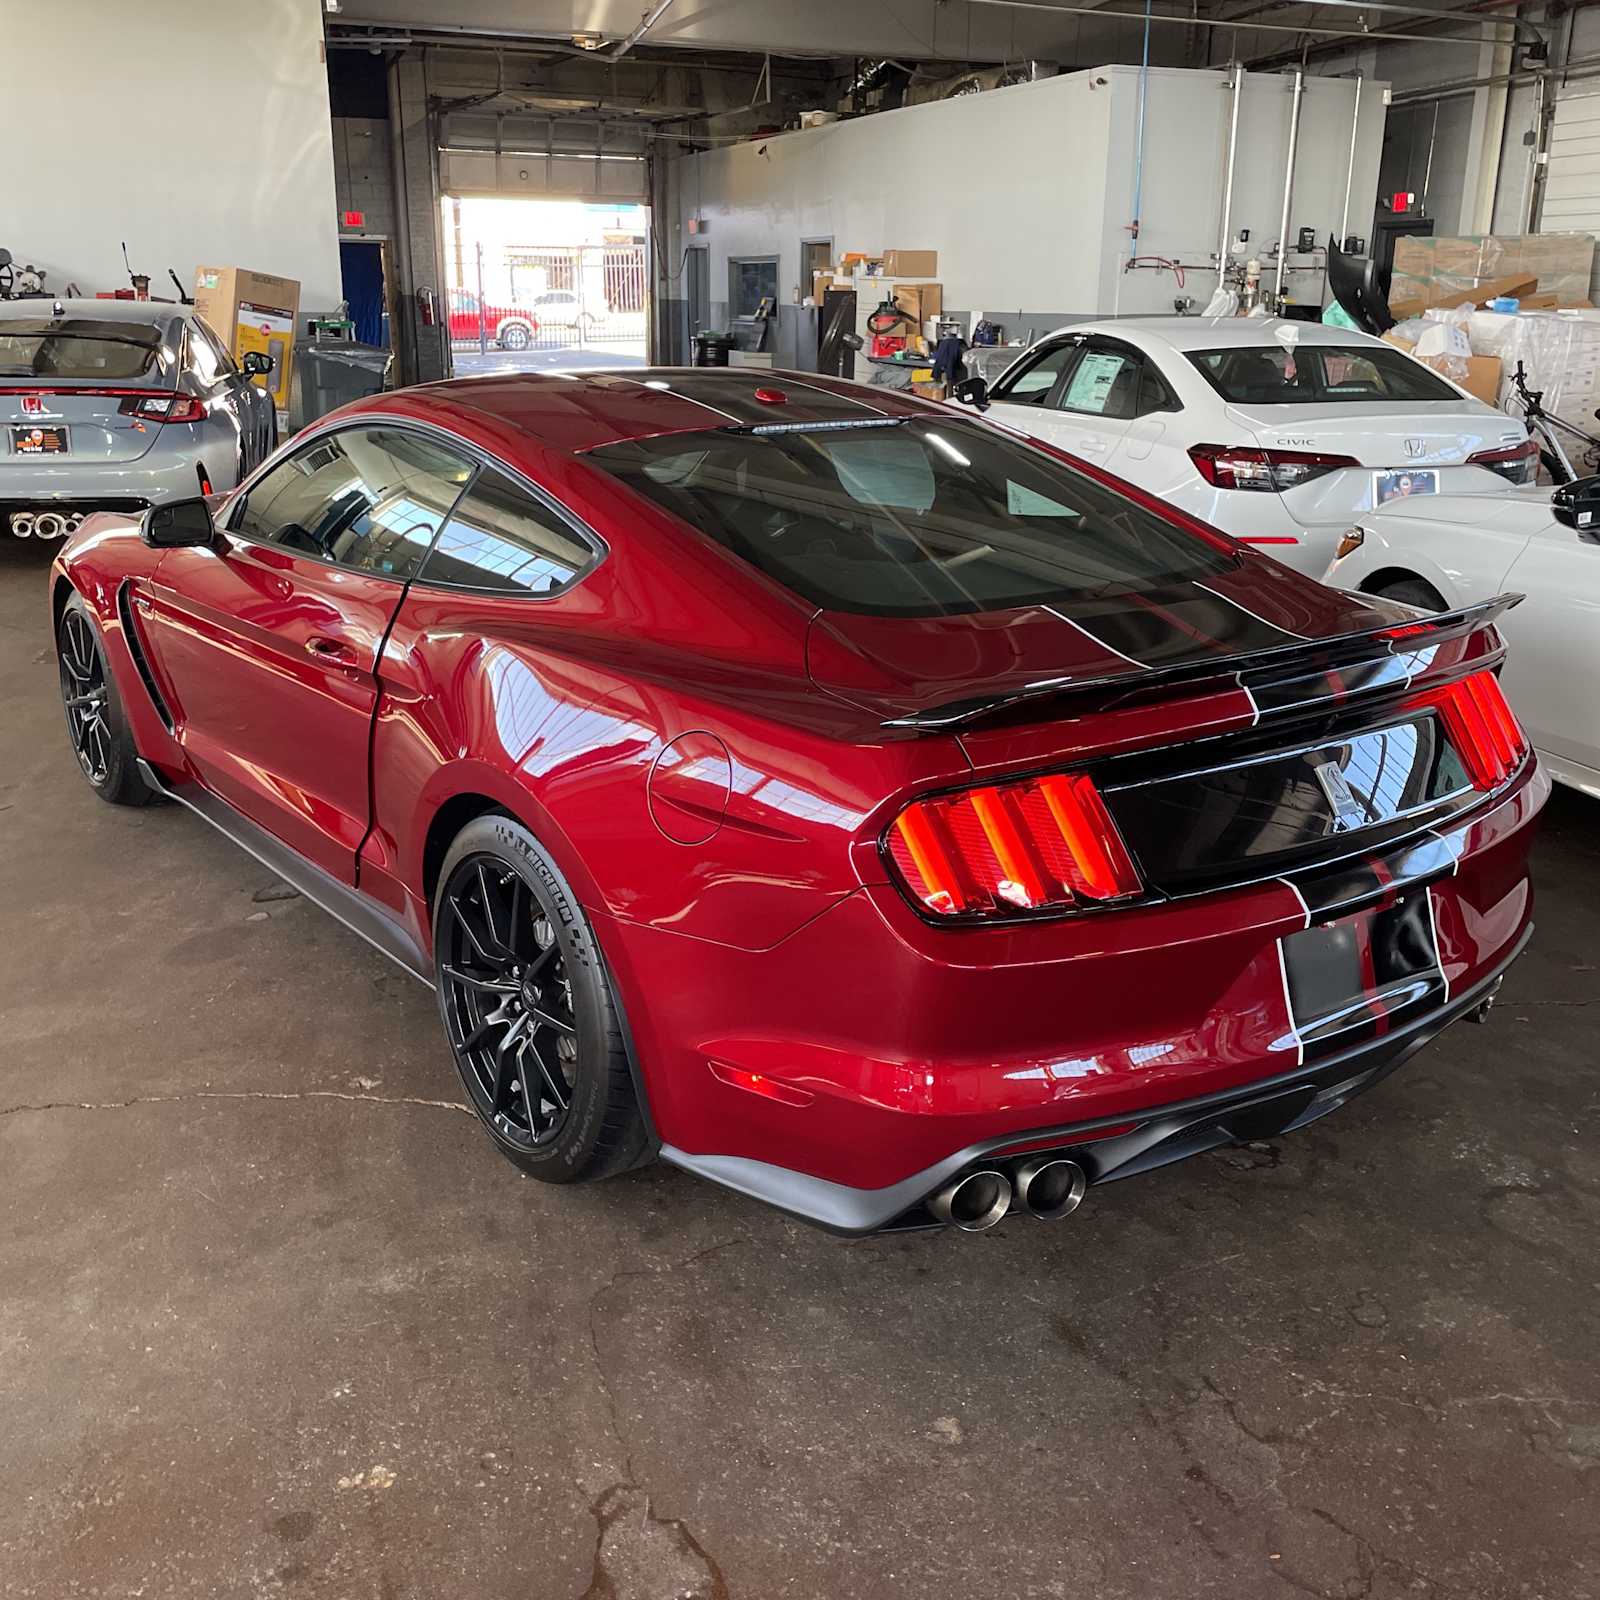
left=1094, top=68, right=1385, bottom=314
left=666, top=65, right=1383, bottom=323
left=0, top=0, right=342, bottom=312
left=668, top=75, right=1115, bottom=318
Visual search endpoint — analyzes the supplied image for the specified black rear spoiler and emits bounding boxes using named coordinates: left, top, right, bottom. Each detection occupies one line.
left=882, top=594, right=1523, bottom=731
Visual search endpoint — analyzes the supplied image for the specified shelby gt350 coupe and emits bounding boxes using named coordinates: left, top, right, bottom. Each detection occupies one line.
left=50, top=369, right=1547, bottom=1233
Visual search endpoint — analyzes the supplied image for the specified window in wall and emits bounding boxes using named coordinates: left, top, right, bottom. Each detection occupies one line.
left=729, top=256, right=779, bottom=318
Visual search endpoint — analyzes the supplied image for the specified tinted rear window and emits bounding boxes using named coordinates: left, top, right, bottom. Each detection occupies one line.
left=587, top=420, right=1232, bottom=617
left=1188, top=343, right=1460, bottom=404
left=0, top=319, right=163, bottom=380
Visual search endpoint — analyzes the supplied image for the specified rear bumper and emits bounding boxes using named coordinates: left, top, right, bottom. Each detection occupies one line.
left=659, top=928, right=1527, bottom=1232
left=2, top=453, right=209, bottom=533
left=600, top=759, right=1548, bottom=1231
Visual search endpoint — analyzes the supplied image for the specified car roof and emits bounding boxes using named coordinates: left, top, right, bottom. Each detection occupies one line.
left=1043, top=316, right=1385, bottom=353
left=0, top=296, right=186, bottom=328
left=373, top=367, right=934, bottom=455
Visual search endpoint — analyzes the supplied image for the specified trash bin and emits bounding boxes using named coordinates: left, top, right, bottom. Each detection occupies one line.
left=692, top=331, right=735, bottom=368
left=289, top=339, right=393, bottom=432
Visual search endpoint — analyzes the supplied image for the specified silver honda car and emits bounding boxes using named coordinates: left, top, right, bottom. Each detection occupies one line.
left=0, top=298, right=278, bottom=540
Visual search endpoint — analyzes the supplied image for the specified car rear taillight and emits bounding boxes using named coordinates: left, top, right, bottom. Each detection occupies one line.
left=1189, top=443, right=1359, bottom=493
left=887, top=772, right=1142, bottom=919
left=1466, top=437, right=1539, bottom=485
left=118, top=393, right=206, bottom=424
left=1421, top=670, right=1528, bottom=790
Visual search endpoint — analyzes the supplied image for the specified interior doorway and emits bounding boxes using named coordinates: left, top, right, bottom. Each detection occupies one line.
left=338, top=240, right=388, bottom=349
left=439, top=195, right=650, bottom=375
left=685, top=246, right=710, bottom=344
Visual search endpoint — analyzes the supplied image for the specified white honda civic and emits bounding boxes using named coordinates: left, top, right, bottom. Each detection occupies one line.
left=958, top=317, right=1536, bottom=578
left=1324, top=479, right=1600, bottom=800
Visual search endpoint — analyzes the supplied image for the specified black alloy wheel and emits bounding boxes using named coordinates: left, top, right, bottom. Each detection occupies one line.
left=438, top=857, right=578, bottom=1149
left=56, top=596, right=156, bottom=807
left=432, top=814, right=647, bottom=1183
left=59, top=608, right=112, bottom=785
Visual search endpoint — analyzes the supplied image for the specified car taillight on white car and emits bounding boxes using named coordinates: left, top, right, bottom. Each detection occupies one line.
left=1188, top=443, right=1360, bottom=492
left=1465, top=437, right=1539, bottom=485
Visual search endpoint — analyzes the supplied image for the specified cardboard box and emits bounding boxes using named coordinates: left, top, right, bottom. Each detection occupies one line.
left=892, top=282, right=944, bottom=322
left=1382, top=333, right=1502, bottom=405
left=1388, top=272, right=1537, bottom=323
left=881, top=249, right=937, bottom=277
left=912, top=380, right=949, bottom=401
left=1390, top=232, right=1596, bottom=314
left=193, top=266, right=300, bottom=410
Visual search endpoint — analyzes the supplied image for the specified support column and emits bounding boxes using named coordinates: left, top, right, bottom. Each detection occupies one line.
left=1459, top=28, right=1514, bottom=234
left=387, top=52, right=449, bottom=387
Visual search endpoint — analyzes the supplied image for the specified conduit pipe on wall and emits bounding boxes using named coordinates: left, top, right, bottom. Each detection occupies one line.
left=1340, top=71, right=1363, bottom=245
left=1217, top=61, right=1244, bottom=266
left=1273, top=68, right=1304, bottom=303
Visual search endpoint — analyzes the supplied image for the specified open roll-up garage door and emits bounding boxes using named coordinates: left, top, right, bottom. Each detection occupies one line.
left=440, top=112, right=647, bottom=201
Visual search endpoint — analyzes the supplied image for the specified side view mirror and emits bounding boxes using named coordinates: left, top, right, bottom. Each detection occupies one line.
left=142, top=497, right=216, bottom=548
left=241, top=350, right=274, bottom=377
left=1551, top=474, right=1600, bottom=540
left=954, top=375, right=990, bottom=410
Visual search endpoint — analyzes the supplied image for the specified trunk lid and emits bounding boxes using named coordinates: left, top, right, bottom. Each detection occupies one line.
left=0, top=380, right=171, bottom=468
left=1224, top=400, right=1528, bottom=526
left=839, top=586, right=1524, bottom=911
left=805, top=559, right=1390, bottom=728
left=0, top=314, right=173, bottom=468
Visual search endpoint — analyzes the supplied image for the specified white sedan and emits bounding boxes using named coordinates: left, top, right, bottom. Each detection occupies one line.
left=959, top=317, right=1536, bottom=577
left=1324, top=482, right=1600, bottom=799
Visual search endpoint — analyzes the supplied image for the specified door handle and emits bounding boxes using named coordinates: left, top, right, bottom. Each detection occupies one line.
left=305, top=636, right=359, bottom=666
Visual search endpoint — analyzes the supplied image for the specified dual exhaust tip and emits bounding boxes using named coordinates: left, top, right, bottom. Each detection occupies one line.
left=927, top=1155, right=1087, bottom=1232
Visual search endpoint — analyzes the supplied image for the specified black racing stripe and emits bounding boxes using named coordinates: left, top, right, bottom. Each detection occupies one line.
left=1056, top=581, right=1300, bottom=669
left=1289, top=829, right=1458, bottom=923
left=1250, top=656, right=1414, bottom=715
left=643, top=371, right=892, bottom=428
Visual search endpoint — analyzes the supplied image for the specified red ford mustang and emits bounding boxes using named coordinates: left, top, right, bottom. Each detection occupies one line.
left=50, top=369, right=1548, bottom=1233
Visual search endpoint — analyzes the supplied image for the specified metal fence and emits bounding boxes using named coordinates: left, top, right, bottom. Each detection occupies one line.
left=446, top=240, right=648, bottom=354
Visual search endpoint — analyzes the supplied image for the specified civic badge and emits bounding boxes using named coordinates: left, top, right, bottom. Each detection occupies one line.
left=1314, top=760, right=1368, bottom=831
left=1403, top=437, right=1426, bottom=458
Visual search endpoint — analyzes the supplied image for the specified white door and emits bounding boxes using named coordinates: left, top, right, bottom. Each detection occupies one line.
left=1499, top=520, right=1600, bottom=779
left=986, top=336, right=1143, bottom=465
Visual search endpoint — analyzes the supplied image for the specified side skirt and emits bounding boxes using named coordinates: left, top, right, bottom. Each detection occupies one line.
left=137, top=759, right=433, bottom=986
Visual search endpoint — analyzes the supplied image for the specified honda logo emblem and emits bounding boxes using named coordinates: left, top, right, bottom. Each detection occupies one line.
left=20, top=395, right=45, bottom=416
left=1403, top=437, right=1426, bottom=458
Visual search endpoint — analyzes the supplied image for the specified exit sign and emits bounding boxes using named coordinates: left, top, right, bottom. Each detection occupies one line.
left=342, top=210, right=366, bottom=228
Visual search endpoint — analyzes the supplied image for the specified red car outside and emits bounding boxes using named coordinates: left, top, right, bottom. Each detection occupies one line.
left=50, top=370, right=1548, bottom=1233
left=446, top=291, right=539, bottom=350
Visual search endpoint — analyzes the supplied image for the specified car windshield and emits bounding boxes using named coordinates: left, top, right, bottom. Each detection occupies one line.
left=586, top=419, right=1233, bottom=617
left=1188, top=343, right=1460, bottom=405
left=0, top=319, right=164, bottom=379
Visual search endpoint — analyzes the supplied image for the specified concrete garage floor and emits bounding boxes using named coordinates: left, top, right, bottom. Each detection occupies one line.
left=1, top=537, right=1597, bottom=1600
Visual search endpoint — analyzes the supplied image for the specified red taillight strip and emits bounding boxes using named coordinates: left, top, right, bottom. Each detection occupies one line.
left=968, top=787, right=1052, bottom=906
left=888, top=771, right=1141, bottom=920
left=1466, top=438, right=1538, bottom=468
left=1036, top=774, right=1140, bottom=899
left=892, top=804, right=966, bottom=915
left=1417, top=670, right=1527, bottom=791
